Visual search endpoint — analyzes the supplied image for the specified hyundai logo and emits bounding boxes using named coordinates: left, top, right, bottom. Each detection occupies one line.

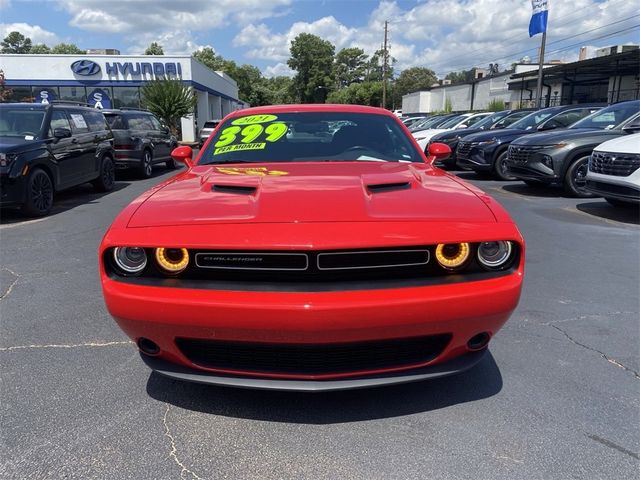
left=70, top=60, right=101, bottom=76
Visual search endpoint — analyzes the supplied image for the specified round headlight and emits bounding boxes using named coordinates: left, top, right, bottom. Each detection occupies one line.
left=477, top=241, right=513, bottom=269
left=113, top=247, right=147, bottom=274
left=155, top=248, right=189, bottom=274
left=435, top=243, right=470, bottom=270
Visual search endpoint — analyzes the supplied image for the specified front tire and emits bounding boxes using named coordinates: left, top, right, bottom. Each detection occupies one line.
left=493, top=151, right=515, bottom=181
left=563, top=156, right=596, bottom=198
left=92, top=156, right=115, bottom=192
left=22, top=168, right=54, bottom=217
left=139, top=149, right=153, bottom=178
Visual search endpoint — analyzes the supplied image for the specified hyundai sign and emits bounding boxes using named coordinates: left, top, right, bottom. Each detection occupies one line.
left=70, top=60, right=101, bottom=76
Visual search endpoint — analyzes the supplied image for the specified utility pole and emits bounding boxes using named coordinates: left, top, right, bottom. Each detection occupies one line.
left=382, top=20, right=389, bottom=109
left=535, top=30, right=547, bottom=108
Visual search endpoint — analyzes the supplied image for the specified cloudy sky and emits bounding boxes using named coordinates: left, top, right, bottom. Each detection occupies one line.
left=1, top=0, right=638, bottom=77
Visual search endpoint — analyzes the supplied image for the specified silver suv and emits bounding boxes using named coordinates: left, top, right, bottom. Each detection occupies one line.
left=198, top=120, right=221, bottom=148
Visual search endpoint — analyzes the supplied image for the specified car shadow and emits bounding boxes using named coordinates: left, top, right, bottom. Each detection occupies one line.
left=145, top=352, right=503, bottom=424
left=0, top=181, right=130, bottom=225
left=452, top=171, right=490, bottom=180
left=501, top=183, right=564, bottom=198
left=576, top=201, right=640, bottom=226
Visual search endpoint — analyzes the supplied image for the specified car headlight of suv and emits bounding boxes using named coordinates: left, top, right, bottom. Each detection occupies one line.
left=0, top=153, right=19, bottom=168
left=477, top=139, right=498, bottom=146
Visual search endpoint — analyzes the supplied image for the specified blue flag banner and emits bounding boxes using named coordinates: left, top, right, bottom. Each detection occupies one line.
left=529, top=0, right=549, bottom=37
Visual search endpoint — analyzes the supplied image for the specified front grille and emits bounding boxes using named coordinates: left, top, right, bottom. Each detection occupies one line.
left=176, top=334, right=452, bottom=375
left=589, top=151, right=640, bottom=177
left=456, top=141, right=472, bottom=160
left=507, top=145, right=547, bottom=164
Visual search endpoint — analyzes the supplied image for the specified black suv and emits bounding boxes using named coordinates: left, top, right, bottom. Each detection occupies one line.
left=0, top=102, right=115, bottom=216
left=103, top=109, right=178, bottom=178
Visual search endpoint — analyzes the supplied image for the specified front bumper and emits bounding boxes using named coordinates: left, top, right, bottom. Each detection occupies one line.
left=102, top=268, right=523, bottom=387
left=456, top=146, right=495, bottom=171
left=506, top=147, right=567, bottom=183
left=0, top=172, right=27, bottom=207
left=142, top=349, right=488, bottom=391
left=585, top=170, right=640, bottom=203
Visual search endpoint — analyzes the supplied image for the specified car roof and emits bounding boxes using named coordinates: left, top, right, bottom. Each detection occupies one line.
left=226, top=104, right=395, bottom=119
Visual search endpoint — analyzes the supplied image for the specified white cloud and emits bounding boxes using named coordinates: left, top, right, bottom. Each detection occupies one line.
left=236, top=0, right=640, bottom=78
left=0, top=23, right=61, bottom=46
left=129, top=31, right=210, bottom=55
left=263, top=62, right=294, bottom=78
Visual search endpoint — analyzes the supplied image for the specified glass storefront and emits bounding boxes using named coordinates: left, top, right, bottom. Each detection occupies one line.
left=59, top=86, right=87, bottom=103
left=112, top=87, right=141, bottom=108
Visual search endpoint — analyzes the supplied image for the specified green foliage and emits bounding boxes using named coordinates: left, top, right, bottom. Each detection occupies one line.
left=140, top=78, right=196, bottom=138
left=262, top=76, right=295, bottom=105
left=334, top=47, right=368, bottom=88
left=288, top=33, right=335, bottom=103
left=487, top=99, right=506, bottom=111
left=392, top=67, right=437, bottom=107
left=445, top=69, right=474, bottom=84
left=444, top=97, right=453, bottom=113
left=326, top=82, right=383, bottom=107
left=30, top=44, right=51, bottom=54
left=0, top=70, right=13, bottom=101
left=1, top=31, right=32, bottom=53
left=144, top=42, right=164, bottom=55
left=50, top=43, right=85, bottom=54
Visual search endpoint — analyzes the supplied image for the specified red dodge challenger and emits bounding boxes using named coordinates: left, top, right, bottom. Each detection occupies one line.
left=99, top=104, right=524, bottom=391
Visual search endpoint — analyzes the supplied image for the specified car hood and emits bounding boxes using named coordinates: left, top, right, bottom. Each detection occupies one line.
left=510, top=128, right=622, bottom=145
left=128, top=162, right=497, bottom=227
left=0, top=137, right=45, bottom=154
left=593, top=132, right=640, bottom=154
left=461, top=128, right=531, bottom=143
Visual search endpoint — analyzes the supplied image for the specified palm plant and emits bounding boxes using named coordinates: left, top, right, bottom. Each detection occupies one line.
left=141, top=78, right=196, bottom=138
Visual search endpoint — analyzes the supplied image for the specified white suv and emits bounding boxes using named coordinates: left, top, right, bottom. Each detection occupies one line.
left=585, top=133, right=640, bottom=206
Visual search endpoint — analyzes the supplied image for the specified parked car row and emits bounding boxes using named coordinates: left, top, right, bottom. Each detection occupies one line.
left=0, top=102, right=180, bottom=216
left=421, top=100, right=639, bottom=204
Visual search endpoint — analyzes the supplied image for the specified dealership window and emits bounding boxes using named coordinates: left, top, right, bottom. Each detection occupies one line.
left=112, top=87, right=140, bottom=108
left=5, top=86, right=33, bottom=103
left=59, top=86, right=87, bottom=103
left=32, top=86, right=59, bottom=104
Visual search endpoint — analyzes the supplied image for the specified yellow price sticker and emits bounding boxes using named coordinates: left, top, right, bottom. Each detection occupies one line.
left=232, top=114, right=278, bottom=126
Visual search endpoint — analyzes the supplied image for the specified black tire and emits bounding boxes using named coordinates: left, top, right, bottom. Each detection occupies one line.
left=92, top=156, right=115, bottom=192
left=22, top=168, right=54, bottom=217
left=139, top=149, right=153, bottom=178
left=493, top=150, right=516, bottom=181
left=563, top=155, right=596, bottom=198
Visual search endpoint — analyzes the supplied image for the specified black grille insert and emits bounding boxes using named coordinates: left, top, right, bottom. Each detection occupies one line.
left=456, top=141, right=472, bottom=160
left=176, top=334, right=452, bottom=375
left=195, top=252, right=308, bottom=270
left=589, top=151, right=640, bottom=177
left=317, top=249, right=429, bottom=270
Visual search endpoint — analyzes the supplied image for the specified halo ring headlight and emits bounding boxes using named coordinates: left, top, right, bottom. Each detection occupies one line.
left=435, top=243, right=470, bottom=270
left=113, top=247, right=147, bottom=274
left=155, top=248, right=189, bottom=274
left=477, top=241, right=513, bottom=269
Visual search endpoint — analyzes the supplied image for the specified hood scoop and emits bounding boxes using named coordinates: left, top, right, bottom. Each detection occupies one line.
left=366, top=182, right=411, bottom=194
left=212, top=184, right=257, bottom=195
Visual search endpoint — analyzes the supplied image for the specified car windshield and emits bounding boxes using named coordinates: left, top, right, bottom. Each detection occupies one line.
left=0, top=106, right=46, bottom=139
left=493, top=110, right=531, bottom=128
left=509, top=110, right=554, bottom=130
left=471, top=112, right=503, bottom=129
left=199, top=112, right=422, bottom=165
left=439, top=115, right=468, bottom=129
left=569, top=102, right=640, bottom=130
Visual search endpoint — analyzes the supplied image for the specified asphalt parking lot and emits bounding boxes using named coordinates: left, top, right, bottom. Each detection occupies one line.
left=1, top=166, right=638, bottom=480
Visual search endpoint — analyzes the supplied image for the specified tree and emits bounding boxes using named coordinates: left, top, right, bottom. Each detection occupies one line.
left=50, top=43, right=85, bottom=54
left=334, top=47, right=368, bottom=88
left=445, top=69, right=474, bottom=84
left=364, top=49, right=395, bottom=83
left=193, top=47, right=235, bottom=73
left=141, top=78, right=196, bottom=138
left=392, top=67, right=438, bottom=106
left=30, top=44, right=51, bottom=54
left=262, top=76, right=295, bottom=105
left=0, top=70, right=13, bottom=101
left=145, top=42, right=164, bottom=55
left=326, top=81, right=383, bottom=107
left=287, top=33, right=335, bottom=103
left=1, top=31, right=32, bottom=54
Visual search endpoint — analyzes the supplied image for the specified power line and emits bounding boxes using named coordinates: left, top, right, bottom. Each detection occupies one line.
left=433, top=20, right=639, bottom=76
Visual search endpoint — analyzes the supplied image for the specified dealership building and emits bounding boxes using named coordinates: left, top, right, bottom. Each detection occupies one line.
left=0, top=53, right=245, bottom=142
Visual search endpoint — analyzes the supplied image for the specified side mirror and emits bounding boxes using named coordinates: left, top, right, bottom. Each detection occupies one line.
left=456, top=124, right=468, bottom=129
left=426, top=142, right=452, bottom=164
left=171, top=145, right=194, bottom=168
left=53, top=127, right=72, bottom=139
